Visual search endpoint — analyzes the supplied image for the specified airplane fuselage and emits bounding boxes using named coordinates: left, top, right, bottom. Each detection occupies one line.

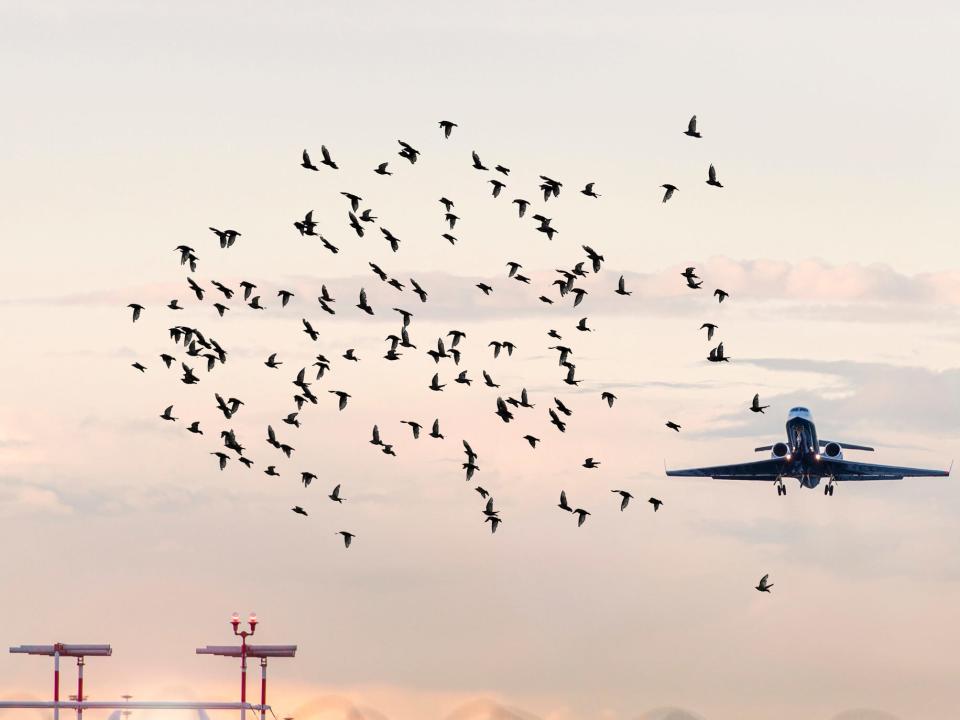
left=781, top=407, right=824, bottom=487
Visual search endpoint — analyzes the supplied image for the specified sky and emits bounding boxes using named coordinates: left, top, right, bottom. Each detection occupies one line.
left=1, top=2, right=959, bottom=719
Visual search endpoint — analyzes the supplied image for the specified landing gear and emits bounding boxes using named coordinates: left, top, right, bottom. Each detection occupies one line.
left=776, top=477, right=786, bottom=496
left=824, top=478, right=836, bottom=496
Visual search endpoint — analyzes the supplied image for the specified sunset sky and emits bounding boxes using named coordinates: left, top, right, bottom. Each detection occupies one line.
left=1, top=3, right=959, bottom=719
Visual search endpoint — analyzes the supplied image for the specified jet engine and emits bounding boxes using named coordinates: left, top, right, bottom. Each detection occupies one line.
left=823, top=442, right=842, bottom=459
left=771, top=442, right=790, bottom=458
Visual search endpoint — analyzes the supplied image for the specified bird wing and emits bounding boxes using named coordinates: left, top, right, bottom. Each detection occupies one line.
left=688, top=115, right=697, bottom=132
left=708, top=164, right=717, bottom=182
left=760, top=574, right=769, bottom=585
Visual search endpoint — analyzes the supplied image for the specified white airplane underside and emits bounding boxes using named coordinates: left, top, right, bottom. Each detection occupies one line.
left=665, top=407, right=950, bottom=495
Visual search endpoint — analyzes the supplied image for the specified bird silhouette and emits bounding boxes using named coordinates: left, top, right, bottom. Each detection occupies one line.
left=714, top=288, right=729, bottom=303
left=665, top=421, right=681, bottom=432
left=706, top=164, right=723, bottom=187
left=132, top=362, right=146, bottom=372
left=615, top=276, right=631, bottom=296
left=471, top=151, right=487, bottom=170
left=329, top=484, right=344, bottom=503
left=601, top=392, right=616, bottom=407
left=301, top=149, right=319, bottom=171
left=755, top=574, right=774, bottom=593
left=750, top=394, right=769, bottom=413
left=160, top=405, right=177, bottom=422
left=292, top=506, right=308, bottom=516
left=572, top=508, right=590, bottom=527
left=127, top=304, right=144, bottom=322
left=612, top=490, right=633, bottom=511
left=700, top=323, right=718, bottom=340
left=439, top=120, right=457, bottom=138
left=649, top=497, right=663, bottom=512
left=374, top=162, right=392, bottom=175
left=329, top=390, right=351, bottom=410
left=581, top=182, right=600, bottom=198
left=684, top=115, right=701, bottom=138
left=337, top=531, right=355, bottom=548
left=319, top=145, right=338, bottom=169
left=661, top=184, right=678, bottom=203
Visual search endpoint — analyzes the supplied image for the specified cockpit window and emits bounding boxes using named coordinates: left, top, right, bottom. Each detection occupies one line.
left=790, top=406, right=809, bottom=412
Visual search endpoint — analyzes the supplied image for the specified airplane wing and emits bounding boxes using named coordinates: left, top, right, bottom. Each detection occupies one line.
left=819, top=457, right=950, bottom=481
left=819, top=440, right=875, bottom=451
left=666, top=458, right=788, bottom=481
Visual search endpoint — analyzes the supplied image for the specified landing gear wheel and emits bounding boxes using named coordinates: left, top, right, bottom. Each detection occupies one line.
left=828, top=484, right=834, bottom=496
left=824, top=485, right=829, bottom=495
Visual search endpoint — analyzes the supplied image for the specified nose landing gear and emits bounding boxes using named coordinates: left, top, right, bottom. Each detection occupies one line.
left=824, top=476, right=836, bottom=496
left=776, top=476, right=786, bottom=496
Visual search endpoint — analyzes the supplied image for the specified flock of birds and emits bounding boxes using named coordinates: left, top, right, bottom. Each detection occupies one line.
left=128, top=116, right=774, bottom=592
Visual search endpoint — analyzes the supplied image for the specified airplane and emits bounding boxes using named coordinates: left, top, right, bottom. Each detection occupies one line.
left=666, top=406, right=950, bottom=496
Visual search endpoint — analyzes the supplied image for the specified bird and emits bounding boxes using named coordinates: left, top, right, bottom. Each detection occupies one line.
left=439, top=120, right=458, bottom=138
left=329, top=484, right=344, bottom=503
left=301, top=149, right=319, bottom=171
left=302, top=319, right=319, bottom=341
left=180, top=363, right=199, bottom=385
left=475, top=486, right=489, bottom=499
left=471, top=150, right=487, bottom=170
left=482, top=371, right=499, bottom=388
left=494, top=397, right=513, bottom=423
left=356, top=288, right=374, bottom=315
left=576, top=317, right=592, bottom=332
left=292, top=506, right=308, bottom=516
left=665, top=421, right=681, bottom=432
left=341, top=191, right=362, bottom=212
left=489, top=179, right=506, bottom=198
left=265, top=466, right=280, bottom=477
left=706, top=164, right=723, bottom=188
left=649, top=497, right=663, bottom=512
left=601, top=392, right=616, bottom=407
left=523, top=435, right=540, bottom=448
left=329, top=390, right=351, bottom=410
left=661, top=184, right=678, bottom=203
left=429, top=374, right=445, bottom=392
left=513, top=198, right=530, bottom=217
left=211, top=452, right=229, bottom=471
left=485, top=515, right=501, bottom=533
left=209, top=227, right=241, bottom=248
left=554, top=398, right=572, bottom=417
left=495, top=164, right=510, bottom=175
left=548, top=409, right=566, bottom=433
left=401, top=420, right=422, bottom=439
left=319, top=145, right=338, bottom=169
left=301, top=472, right=316, bottom=488
left=612, top=490, right=633, bottom=511
left=700, top=323, right=718, bottom=340
left=429, top=419, right=444, bottom=439
left=558, top=491, right=573, bottom=512
left=750, top=394, right=770, bottom=413
left=374, top=162, right=392, bottom=175
left=581, top=182, right=600, bottom=198
left=707, top=342, right=730, bottom=363
left=755, top=574, right=774, bottom=593
left=132, top=362, right=146, bottom=372
left=572, top=508, right=590, bottom=527
left=167, top=299, right=182, bottom=310
left=159, top=405, right=177, bottom=422
left=186, top=421, right=202, bottom=435
left=337, top=531, right=355, bottom=548
left=476, top=283, right=493, bottom=295
left=445, top=212, right=458, bottom=229
left=439, top=197, right=454, bottom=212
left=582, top=457, right=601, bottom=469
left=128, top=303, right=144, bottom=322
left=278, top=289, right=294, bottom=306
left=265, top=353, right=282, bottom=368
left=684, top=115, right=701, bottom=138
left=343, top=348, right=359, bottom=362
left=160, top=353, right=175, bottom=368
left=714, top=288, right=729, bottom=303
left=615, top=276, right=631, bottom=296
left=397, top=140, right=420, bottom=163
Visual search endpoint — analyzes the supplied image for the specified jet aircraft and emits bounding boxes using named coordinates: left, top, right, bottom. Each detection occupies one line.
left=666, top=406, right=950, bottom=495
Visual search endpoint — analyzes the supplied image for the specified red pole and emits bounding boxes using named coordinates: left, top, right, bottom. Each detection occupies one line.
left=53, top=644, right=61, bottom=720
left=76, top=657, right=84, bottom=720
left=240, top=635, right=247, bottom=720
left=260, top=658, right=267, bottom=720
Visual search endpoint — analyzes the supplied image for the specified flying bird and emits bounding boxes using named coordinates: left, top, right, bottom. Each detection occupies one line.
left=439, top=120, right=457, bottom=138
left=128, top=303, right=144, bottom=322
left=329, top=484, right=344, bottom=503
left=329, top=390, right=351, bottom=410
left=665, top=421, right=681, bottom=432
left=750, top=394, right=769, bottom=413
left=601, top=392, right=616, bottom=407
left=572, top=508, right=590, bottom=527
left=612, top=490, right=633, bottom=511
left=700, top=323, right=718, bottom=340
left=684, top=115, right=701, bottom=138
left=292, top=506, right=308, bottom=516
left=755, top=574, right=774, bottom=593
left=471, top=150, right=487, bottom=170
left=714, top=288, right=729, bottom=303
left=649, top=497, right=663, bottom=512
left=301, top=149, right=319, bottom=171
left=706, top=163, right=723, bottom=187
left=615, top=276, right=631, bottom=296
left=319, top=145, right=338, bottom=169
left=581, top=182, right=600, bottom=198
left=337, top=531, right=355, bottom=548
left=661, top=184, right=678, bottom=203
